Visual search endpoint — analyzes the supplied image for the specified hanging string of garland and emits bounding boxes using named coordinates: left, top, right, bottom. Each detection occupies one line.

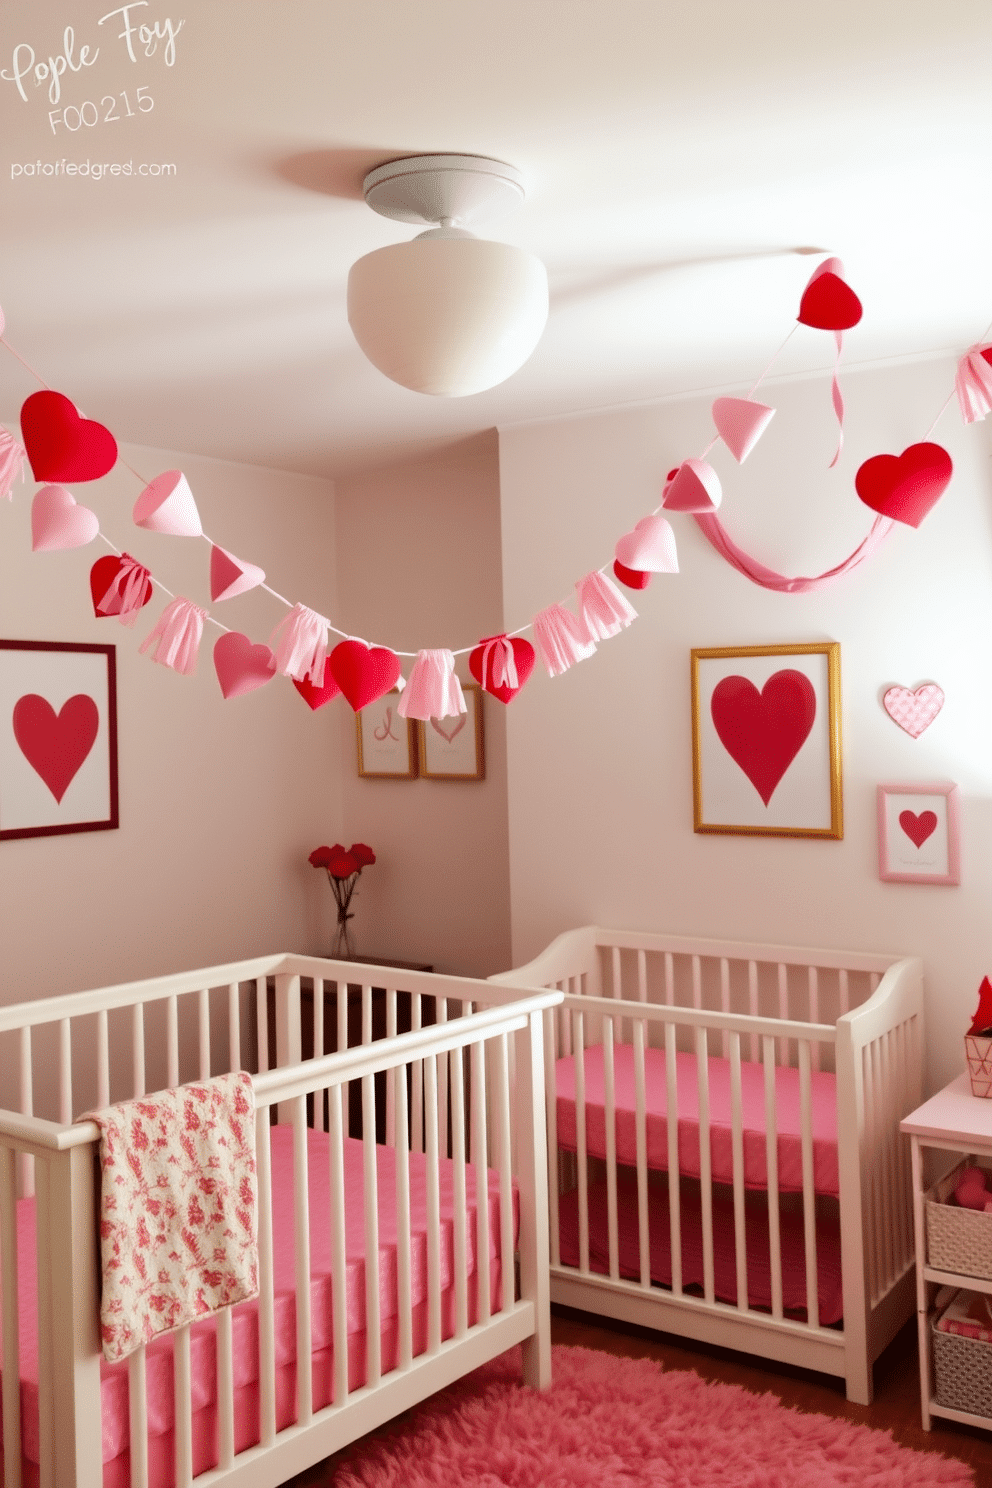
left=1, top=261, right=991, bottom=721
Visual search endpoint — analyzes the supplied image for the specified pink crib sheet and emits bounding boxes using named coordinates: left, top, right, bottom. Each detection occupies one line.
left=558, top=1174, right=843, bottom=1324
left=556, top=1044, right=839, bottom=1196
left=1, top=1124, right=516, bottom=1485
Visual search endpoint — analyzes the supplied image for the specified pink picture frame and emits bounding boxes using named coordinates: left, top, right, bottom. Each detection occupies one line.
left=877, top=781, right=960, bottom=886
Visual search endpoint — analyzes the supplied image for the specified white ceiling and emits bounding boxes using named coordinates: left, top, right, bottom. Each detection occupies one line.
left=0, top=0, right=989, bottom=477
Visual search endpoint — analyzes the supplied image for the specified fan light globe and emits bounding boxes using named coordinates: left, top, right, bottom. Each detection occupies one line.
left=347, top=155, right=548, bottom=397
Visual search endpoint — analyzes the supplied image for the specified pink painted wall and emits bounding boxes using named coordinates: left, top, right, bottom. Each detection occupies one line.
left=0, top=441, right=342, bottom=1002
left=333, top=433, right=512, bottom=977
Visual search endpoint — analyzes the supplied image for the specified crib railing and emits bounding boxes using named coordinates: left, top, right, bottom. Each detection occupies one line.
left=0, top=956, right=560, bottom=1488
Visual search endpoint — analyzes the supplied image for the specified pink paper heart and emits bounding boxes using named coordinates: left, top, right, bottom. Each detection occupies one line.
left=711, top=397, right=775, bottom=463
left=31, top=484, right=100, bottom=551
left=882, top=683, right=944, bottom=738
left=210, top=544, right=266, bottom=602
left=614, top=514, right=679, bottom=572
left=213, top=632, right=277, bottom=699
left=431, top=714, right=467, bottom=743
left=899, top=809, right=937, bottom=849
left=133, top=469, right=202, bottom=536
left=662, top=458, right=722, bottom=514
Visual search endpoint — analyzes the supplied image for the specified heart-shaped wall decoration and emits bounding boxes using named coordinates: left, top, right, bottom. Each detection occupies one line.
left=710, top=670, right=817, bottom=806
left=330, top=639, right=401, bottom=712
left=20, top=391, right=118, bottom=483
left=292, top=656, right=341, bottom=711
left=89, top=553, right=153, bottom=617
left=468, top=635, right=536, bottom=704
left=133, top=470, right=202, bottom=536
left=855, top=442, right=953, bottom=528
left=12, top=692, right=99, bottom=803
left=431, top=714, right=467, bottom=743
left=210, top=545, right=266, bottom=602
left=662, top=458, right=722, bottom=514
left=711, top=396, right=776, bottom=463
left=614, top=513, right=679, bottom=573
left=882, top=683, right=945, bottom=738
left=213, top=632, right=277, bottom=699
left=899, top=809, right=938, bottom=849
left=613, top=560, right=651, bottom=590
left=31, top=484, right=100, bottom=551
left=797, top=257, right=863, bottom=331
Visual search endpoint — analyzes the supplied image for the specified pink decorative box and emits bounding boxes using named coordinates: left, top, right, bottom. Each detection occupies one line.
left=965, top=1036, right=992, bottom=1099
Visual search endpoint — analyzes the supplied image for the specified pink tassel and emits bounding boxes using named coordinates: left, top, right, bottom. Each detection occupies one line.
left=0, top=428, right=27, bottom=501
left=98, top=553, right=153, bottom=627
left=576, top=570, right=637, bottom=641
left=139, top=598, right=207, bottom=675
left=397, top=650, right=465, bottom=720
left=478, top=635, right=518, bottom=692
left=955, top=346, right=992, bottom=424
left=532, top=604, right=597, bottom=678
left=269, top=603, right=329, bottom=684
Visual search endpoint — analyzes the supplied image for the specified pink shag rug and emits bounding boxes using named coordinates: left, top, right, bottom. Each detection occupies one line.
left=332, top=1345, right=973, bottom=1487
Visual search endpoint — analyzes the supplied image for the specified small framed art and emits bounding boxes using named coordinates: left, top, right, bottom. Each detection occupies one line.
left=0, top=639, right=119, bottom=841
left=877, top=781, right=960, bottom=885
left=691, top=642, right=842, bottom=839
left=419, top=684, right=485, bottom=781
left=356, top=690, right=418, bottom=779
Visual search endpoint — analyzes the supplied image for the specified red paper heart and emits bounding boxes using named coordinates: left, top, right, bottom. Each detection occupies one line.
left=613, top=560, right=652, bottom=591
left=213, top=632, right=277, bottom=699
left=20, top=391, right=118, bottom=483
left=293, top=656, right=342, bottom=711
left=12, top=693, right=99, bottom=803
left=855, top=442, right=953, bottom=528
left=710, top=670, right=817, bottom=806
left=330, top=639, right=401, bottom=712
left=431, top=714, right=467, bottom=743
left=89, top=553, right=153, bottom=617
left=798, top=272, right=863, bottom=332
left=899, top=809, right=937, bottom=849
left=468, top=634, right=536, bottom=704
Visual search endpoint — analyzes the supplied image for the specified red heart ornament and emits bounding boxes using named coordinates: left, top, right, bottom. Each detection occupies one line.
left=89, top=553, right=153, bottom=617
left=330, top=639, right=401, bottom=712
left=292, top=656, right=342, bottom=711
left=899, top=809, right=937, bottom=849
left=710, top=670, right=817, bottom=806
left=797, top=258, right=863, bottom=331
left=613, top=560, right=652, bottom=591
left=12, top=693, right=99, bottom=803
left=213, top=632, right=277, bottom=699
left=855, top=442, right=953, bottom=528
left=468, top=634, right=536, bottom=704
left=20, top=391, right=118, bottom=483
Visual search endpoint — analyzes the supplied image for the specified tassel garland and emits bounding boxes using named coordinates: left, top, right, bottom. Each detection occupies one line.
left=955, top=346, right=992, bottom=424
left=397, top=649, right=465, bottom=720
left=533, top=604, right=597, bottom=677
left=0, top=428, right=27, bottom=501
left=97, top=553, right=154, bottom=626
left=576, top=569, right=637, bottom=641
left=139, top=597, right=207, bottom=675
left=269, top=603, right=329, bottom=684
left=477, top=634, right=518, bottom=692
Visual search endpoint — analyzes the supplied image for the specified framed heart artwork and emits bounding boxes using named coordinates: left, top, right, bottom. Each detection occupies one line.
left=877, top=781, right=960, bottom=885
left=356, top=689, right=418, bottom=778
left=418, top=684, right=485, bottom=781
left=0, top=639, right=118, bottom=840
left=691, top=642, right=842, bottom=839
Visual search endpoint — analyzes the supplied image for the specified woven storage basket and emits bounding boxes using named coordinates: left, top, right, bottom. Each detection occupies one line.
left=932, top=1313, right=992, bottom=1417
left=926, top=1162, right=992, bottom=1281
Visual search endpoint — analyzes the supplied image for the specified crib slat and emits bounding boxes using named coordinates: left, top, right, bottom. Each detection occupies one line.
left=128, top=1346, right=149, bottom=1488
left=360, top=1074, right=382, bottom=1387
left=720, top=958, right=731, bottom=1060
left=762, top=1035, right=783, bottom=1320
left=411, top=994, right=424, bottom=1153
left=174, top=1324, right=193, bottom=1488
left=777, top=963, right=789, bottom=1069
left=328, top=1084, right=349, bottom=1405
left=314, top=979, right=325, bottom=1061
left=875, top=1035, right=896, bottom=1293
left=748, top=960, right=759, bottom=1064
left=19, top=1027, right=33, bottom=1199
left=637, top=949, right=648, bottom=1005
left=167, top=994, right=180, bottom=1091
left=664, top=1020, right=682, bottom=1295
left=490, top=1033, right=514, bottom=1318
left=691, top=955, right=702, bottom=1011
left=255, top=1107, right=277, bottom=1445
left=541, top=1011, right=559, bottom=1272
left=0, top=1145, right=22, bottom=1488
left=573, top=1010, right=589, bottom=1274
left=728, top=1032, right=748, bottom=1312
left=473, top=1036, right=494, bottom=1315
left=863, top=1042, right=880, bottom=1303
left=227, top=983, right=240, bottom=1076
left=132, top=1003, right=146, bottom=1098
left=216, top=1306, right=235, bottom=1470
left=96, top=1008, right=110, bottom=1109
left=293, top=1095, right=314, bottom=1422
left=611, top=945, right=622, bottom=1001
left=59, top=1018, right=72, bottom=1126
left=450, top=1047, right=469, bottom=1336
left=633, top=1018, right=650, bottom=1289
left=807, top=968, right=821, bottom=1072
left=696, top=1026, right=715, bottom=1304
left=798, top=1039, right=819, bottom=1328
left=603, top=1017, right=620, bottom=1281
left=424, top=1054, right=443, bottom=1351
left=393, top=1063, right=414, bottom=1368
left=385, top=989, right=397, bottom=1146
left=198, top=988, right=211, bottom=1081
left=34, top=1160, right=52, bottom=1488
left=437, top=996, right=449, bottom=1159
left=256, top=979, right=269, bottom=1074
left=664, top=952, right=675, bottom=1007
left=337, top=978, right=349, bottom=1137
left=838, top=968, right=850, bottom=1016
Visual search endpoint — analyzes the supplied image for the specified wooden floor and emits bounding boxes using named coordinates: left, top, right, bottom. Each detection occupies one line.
left=290, top=1306, right=992, bottom=1485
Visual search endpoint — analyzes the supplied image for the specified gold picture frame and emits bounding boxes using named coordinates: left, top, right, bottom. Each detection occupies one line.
left=690, top=642, right=842, bottom=839
left=356, top=690, right=418, bottom=779
left=418, top=684, right=485, bottom=781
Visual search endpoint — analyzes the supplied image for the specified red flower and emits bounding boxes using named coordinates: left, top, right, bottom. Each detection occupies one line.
left=349, top=842, right=376, bottom=867
left=308, top=845, right=334, bottom=868
left=328, top=850, right=358, bottom=879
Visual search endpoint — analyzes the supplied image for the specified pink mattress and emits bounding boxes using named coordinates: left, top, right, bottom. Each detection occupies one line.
left=556, top=1044, right=839, bottom=1196
left=1, top=1124, right=516, bottom=1487
left=559, top=1174, right=843, bottom=1324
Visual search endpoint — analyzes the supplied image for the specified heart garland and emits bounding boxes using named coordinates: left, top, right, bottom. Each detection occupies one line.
left=329, top=640, right=402, bottom=712
left=855, top=442, right=953, bottom=528
left=20, top=391, right=118, bottom=483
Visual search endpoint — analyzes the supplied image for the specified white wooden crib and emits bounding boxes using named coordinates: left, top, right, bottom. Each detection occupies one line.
left=490, top=926, right=923, bottom=1404
left=0, top=954, right=561, bottom=1487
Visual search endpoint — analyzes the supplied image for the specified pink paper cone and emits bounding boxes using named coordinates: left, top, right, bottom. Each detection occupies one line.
left=0, top=428, right=27, bottom=501
left=576, top=570, right=637, bottom=642
left=397, top=649, right=465, bottom=720
left=532, top=604, right=597, bottom=677
left=955, top=347, right=992, bottom=424
left=139, top=597, right=207, bottom=675
left=269, top=603, right=329, bottom=684
left=31, top=484, right=100, bottom=550
left=133, top=470, right=202, bottom=536
left=210, top=545, right=266, bottom=602
left=662, top=458, right=722, bottom=514
left=711, top=397, right=776, bottom=463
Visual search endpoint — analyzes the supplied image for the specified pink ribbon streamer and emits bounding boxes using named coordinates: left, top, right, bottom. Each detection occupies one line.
left=478, top=635, right=518, bottom=692
left=576, top=570, right=638, bottom=641
left=98, top=552, right=153, bottom=627
left=828, top=331, right=845, bottom=469
left=397, top=649, right=465, bottom=720
left=955, top=346, right=992, bottom=424
left=139, top=597, right=207, bottom=675
left=269, top=603, right=329, bottom=684
left=533, top=604, right=597, bottom=677
left=0, top=428, right=26, bottom=501
left=692, top=512, right=894, bottom=593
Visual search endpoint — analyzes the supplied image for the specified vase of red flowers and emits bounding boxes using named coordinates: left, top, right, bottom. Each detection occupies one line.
left=308, top=842, right=376, bottom=959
